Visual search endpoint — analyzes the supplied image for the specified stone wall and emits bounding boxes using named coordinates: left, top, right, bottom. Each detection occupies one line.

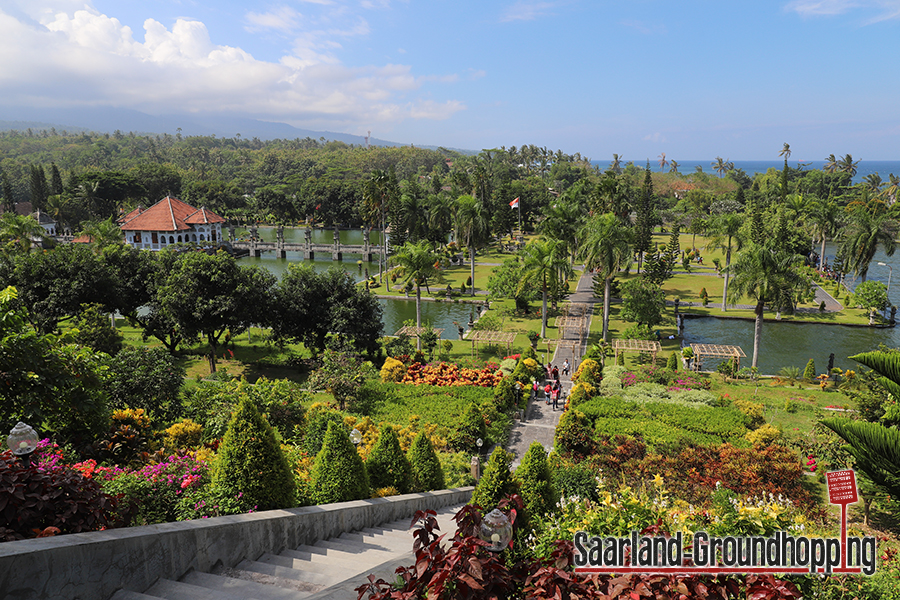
left=0, top=487, right=473, bottom=600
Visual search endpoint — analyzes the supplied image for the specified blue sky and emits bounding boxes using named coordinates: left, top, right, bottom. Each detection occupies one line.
left=1, top=0, right=899, bottom=159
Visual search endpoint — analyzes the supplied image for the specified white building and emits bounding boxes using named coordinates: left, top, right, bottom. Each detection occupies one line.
left=119, top=196, right=224, bottom=251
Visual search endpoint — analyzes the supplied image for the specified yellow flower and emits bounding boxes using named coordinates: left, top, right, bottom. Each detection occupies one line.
left=653, top=473, right=664, bottom=487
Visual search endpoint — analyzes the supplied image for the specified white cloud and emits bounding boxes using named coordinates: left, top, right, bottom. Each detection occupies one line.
left=0, top=4, right=466, bottom=130
left=784, top=0, right=900, bottom=21
left=245, top=7, right=303, bottom=34
left=642, top=132, right=667, bottom=143
left=500, top=1, right=559, bottom=22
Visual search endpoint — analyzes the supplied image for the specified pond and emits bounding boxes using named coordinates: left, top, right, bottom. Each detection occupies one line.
left=683, top=241, right=900, bottom=375
left=240, top=227, right=475, bottom=340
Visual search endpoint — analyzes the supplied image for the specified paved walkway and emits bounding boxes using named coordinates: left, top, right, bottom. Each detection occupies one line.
left=507, top=271, right=597, bottom=468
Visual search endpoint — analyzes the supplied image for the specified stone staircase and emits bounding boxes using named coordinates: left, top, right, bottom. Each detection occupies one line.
left=109, top=505, right=461, bottom=600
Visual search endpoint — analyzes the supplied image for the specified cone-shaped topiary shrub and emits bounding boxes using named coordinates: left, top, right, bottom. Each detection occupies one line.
left=572, top=358, right=602, bottom=385
left=366, top=424, right=413, bottom=494
left=310, top=421, right=369, bottom=504
left=666, top=351, right=679, bottom=371
left=407, top=431, right=444, bottom=492
left=303, top=407, right=346, bottom=457
left=803, top=359, right=816, bottom=382
left=212, top=397, right=296, bottom=512
left=493, top=376, right=517, bottom=412
left=514, top=442, right=556, bottom=522
left=450, top=401, right=486, bottom=454
left=470, top=447, right=517, bottom=511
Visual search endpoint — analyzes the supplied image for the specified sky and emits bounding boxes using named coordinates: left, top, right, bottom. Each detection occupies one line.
left=1, top=0, right=899, bottom=160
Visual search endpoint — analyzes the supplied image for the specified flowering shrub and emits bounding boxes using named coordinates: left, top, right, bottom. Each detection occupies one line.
left=380, top=356, right=406, bottom=382
left=401, top=362, right=503, bottom=387
left=621, top=365, right=711, bottom=391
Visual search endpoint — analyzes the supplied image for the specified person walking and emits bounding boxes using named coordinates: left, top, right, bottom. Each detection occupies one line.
left=562, top=358, right=570, bottom=376
left=544, top=382, right=552, bottom=404
left=551, top=385, right=559, bottom=411
left=552, top=365, right=559, bottom=382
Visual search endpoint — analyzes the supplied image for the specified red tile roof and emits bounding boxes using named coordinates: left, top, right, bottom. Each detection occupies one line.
left=120, top=196, right=224, bottom=232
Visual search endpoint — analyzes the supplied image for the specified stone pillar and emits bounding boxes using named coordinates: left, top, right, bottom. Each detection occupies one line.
left=470, top=456, right=481, bottom=481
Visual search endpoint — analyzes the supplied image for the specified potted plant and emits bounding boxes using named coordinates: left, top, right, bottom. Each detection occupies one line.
left=527, top=330, right=540, bottom=348
left=681, top=346, right=694, bottom=370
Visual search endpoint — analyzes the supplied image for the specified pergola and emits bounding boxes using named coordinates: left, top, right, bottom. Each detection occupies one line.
left=689, top=344, right=746, bottom=371
left=394, top=326, right=445, bottom=339
left=466, top=330, right=517, bottom=357
left=612, top=339, right=663, bottom=363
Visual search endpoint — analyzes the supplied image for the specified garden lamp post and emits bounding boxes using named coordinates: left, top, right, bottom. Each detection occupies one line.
left=7, top=422, right=38, bottom=466
left=878, top=262, right=892, bottom=321
left=350, top=428, right=362, bottom=449
left=479, top=508, right=513, bottom=552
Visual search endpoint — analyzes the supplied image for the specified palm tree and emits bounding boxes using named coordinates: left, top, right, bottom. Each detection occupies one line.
left=519, top=238, right=573, bottom=339
left=882, top=174, right=900, bottom=206
left=705, top=213, right=744, bottom=311
left=364, top=169, right=399, bottom=283
left=454, top=195, right=490, bottom=296
left=712, top=157, right=729, bottom=177
left=727, top=245, right=804, bottom=368
left=578, top=213, right=632, bottom=341
left=77, top=217, right=123, bottom=252
left=839, top=209, right=898, bottom=282
left=863, top=173, right=883, bottom=194
left=669, top=160, right=680, bottom=175
left=391, top=240, right=444, bottom=350
left=779, top=143, right=791, bottom=161
left=824, top=154, right=838, bottom=174
left=537, top=195, right=585, bottom=264
left=0, top=212, right=45, bottom=255
left=839, top=154, right=860, bottom=177
left=808, top=199, right=842, bottom=270
left=425, top=193, right=454, bottom=245
left=609, top=154, right=623, bottom=175
left=657, top=152, right=668, bottom=172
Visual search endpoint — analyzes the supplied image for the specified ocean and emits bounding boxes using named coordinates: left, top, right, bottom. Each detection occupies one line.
left=589, top=160, right=900, bottom=186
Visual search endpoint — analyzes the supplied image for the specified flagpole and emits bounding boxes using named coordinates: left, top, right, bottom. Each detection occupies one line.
left=517, top=200, right=522, bottom=238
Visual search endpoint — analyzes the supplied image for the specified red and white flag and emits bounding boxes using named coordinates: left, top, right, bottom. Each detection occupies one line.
left=509, top=197, right=520, bottom=209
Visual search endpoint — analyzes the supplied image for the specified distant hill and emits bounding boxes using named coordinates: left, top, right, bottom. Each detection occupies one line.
left=0, top=106, right=473, bottom=153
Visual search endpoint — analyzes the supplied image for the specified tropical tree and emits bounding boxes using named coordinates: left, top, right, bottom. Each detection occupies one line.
left=76, top=217, right=122, bottom=252
left=657, top=152, right=668, bottom=172
left=705, top=213, right=744, bottom=311
left=364, top=168, right=399, bottom=283
left=669, top=160, right=680, bottom=174
left=808, top=200, right=842, bottom=270
left=838, top=154, right=860, bottom=177
left=578, top=213, right=632, bottom=341
left=609, top=154, right=623, bottom=175
left=518, top=238, right=573, bottom=339
left=824, top=154, right=838, bottom=174
left=537, top=195, right=584, bottom=264
left=454, top=194, right=490, bottom=296
left=391, top=240, right=444, bottom=349
left=882, top=174, right=900, bottom=207
left=712, top=157, right=729, bottom=177
left=863, top=174, right=883, bottom=194
left=779, top=143, right=791, bottom=160
left=727, top=245, right=804, bottom=368
left=838, top=209, right=898, bottom=282
left=0, top=212, right=45, bottom=255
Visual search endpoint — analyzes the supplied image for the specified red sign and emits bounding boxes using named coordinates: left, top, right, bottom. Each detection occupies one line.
left=826, top=470, right=858, bottom=505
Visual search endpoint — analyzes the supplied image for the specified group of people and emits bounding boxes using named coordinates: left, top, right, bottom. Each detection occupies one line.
left=531, top=358, right=571, bottom=411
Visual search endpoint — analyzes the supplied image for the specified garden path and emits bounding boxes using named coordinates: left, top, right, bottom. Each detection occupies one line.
left=507, top=270, right=597, bottom=468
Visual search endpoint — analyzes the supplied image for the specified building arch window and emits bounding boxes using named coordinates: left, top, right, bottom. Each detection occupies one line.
left=169, top=236, right=175, bottom=244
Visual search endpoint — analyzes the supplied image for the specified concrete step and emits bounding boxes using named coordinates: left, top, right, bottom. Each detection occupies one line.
left=110, top=590, right=165, bottom=600
left=145, top=578, right=255, bottom=600
left=235, top=558, right=334, bottom=586
left=182, top=571, right=312, bottom=600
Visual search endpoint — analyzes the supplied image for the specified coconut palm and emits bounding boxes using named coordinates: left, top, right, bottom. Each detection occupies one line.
left=669, top=160, right=680, bottom=175
left=657, top=152, right=668, bottom=172
left=824, top=154, right=838, bottom=174
left=727, top=245, right=804, bottom=368
left=808, top=199, right=842, bottom=270
left=578, top=213, right=632, bottom=340
left=537, top=194, right=585, bottom=264
left=609, top=154, right=623, bottom=175
left=77, top=217, right=123, bottom=253
left=518, top=238, right=573, bottom=339
left=391, top=240, right=444, bottom=350
left=863, top=173, right=883, bottom=194
left=0, top=212, right=45, bottom=255
left=839, top=154, right=860, bottom=177
left=454, top=195, right=490, bottom=296
left=882, top=174, right=900, bottom=206
left=779, top=143, right=792, bottom=160
left=705, top=213, right=744, bottom=311
left=425, top=193, right=454, bottom=245
left=712, top=157, right=729, bottom=177
left=839, top=209, right=898, bottom=282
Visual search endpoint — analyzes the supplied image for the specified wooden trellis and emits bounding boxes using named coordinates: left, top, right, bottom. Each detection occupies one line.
left=612, top=339, right=663, bottom=363
left=466, top=330, right=517, bottom=356
left=394, top=326, right=445, bottom=338
left=689, top=344, right=746, bottom=371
